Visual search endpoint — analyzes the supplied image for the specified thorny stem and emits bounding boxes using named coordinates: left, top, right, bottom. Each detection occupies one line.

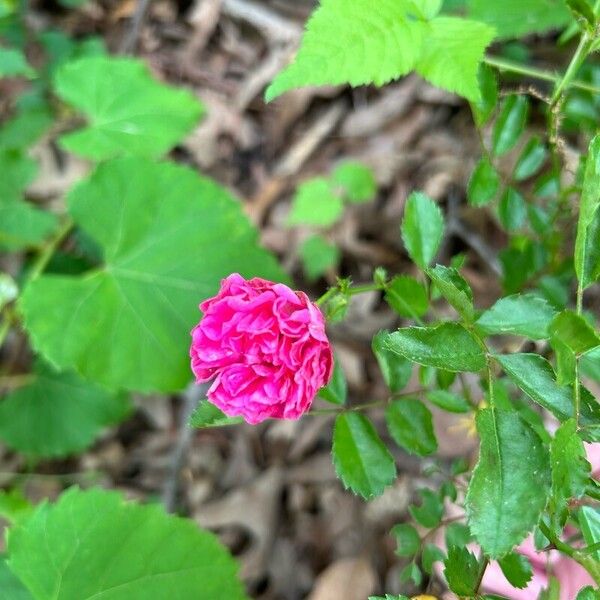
left=539, top=521, right=600, bottom=586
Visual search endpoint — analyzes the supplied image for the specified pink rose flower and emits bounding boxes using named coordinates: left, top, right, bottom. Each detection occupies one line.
left=190, top=273, right=334, bottom=424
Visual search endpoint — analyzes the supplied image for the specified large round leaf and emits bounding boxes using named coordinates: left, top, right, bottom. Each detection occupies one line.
left=20, top=158, right=286, bottom=392
left=0, top=360, right=131, bottom=458
left=6, top=487, right=248, bottom=600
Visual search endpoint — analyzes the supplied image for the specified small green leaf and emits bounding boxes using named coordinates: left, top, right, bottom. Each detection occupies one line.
left=415, top=16, right=495, bottom=102
left=288, top=178, right=343, bottom=227
left=513, top=136, right=547, bottom=180
left=422, top=543, right=445, bottom=574
left=0, top=489, right=32, bottom=523
left=445, top=522, right=473, bottom=548
left=467, top=157, right=500, bottom=206
left=332, top=412, right=396, bottom=499
left=384, top=275, right=429, bottom=319
left=427, top=389, right=471, bottom=413
left=565, top=0, right=596, bottom=27
left=549, top=419, right=591, bottom=533
left=575, top=136, right=600, bottom=289
left=401, top=191, right=445, bottom=270
left=466, top=408, right=551, bottom=558
left=498, top=552, right=533, bottom=589
left=498, top=187, right=527, bottom=231
left=189, top=400, right=244, bottom=428
left=299, top=234, right=340, bottom=280
left=0, top=48, right=34, bottom=78
left=385, top=323, right=486, bottom=372
left=331, top=161, right=376, bottom=203
left=492, top=95, right=529, bottom=156
left=54, top=56, right=204, bottom=159
left=409, top=488, right=443, bottom=528
left=427, top=264, right=474, bottom=322
left=444, top=545, right=480, bottom=596
left=476, top=293, right=557, bottom=339
left=399, top=561, right=422, bottom=586
left=0, top=200, right=58, bottom=252
left=549, top=310, right=600, bottom=355
left=318, top=360, right=347, bottom=405
left=0, top=360, right=131, bottom=458
left=581, top=346, right=600, bottom=381
left=372, top=331, right=413, bottom=393
left=495, top=353, right=600, bottom=437
left=580, top=506, right=600, bottom=560
left=385, top=398, right=437, bottom=456
left=472, top=63, right=498, bottom=126
left=391, top=523, right=420, bottom=557
left=6, top=487, right=248, bottom=599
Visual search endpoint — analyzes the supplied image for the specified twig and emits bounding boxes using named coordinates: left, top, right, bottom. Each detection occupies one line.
left=162, top=382, right=208, bottom=512
left=120, top=0, right=153, bottom=54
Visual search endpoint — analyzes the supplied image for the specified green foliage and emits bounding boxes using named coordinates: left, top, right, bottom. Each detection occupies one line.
left=444, top=545, right=480, bottom=596
left=0, top=558, right=32, bottom=600
left=580, top=506, right=600, bottom=560
left=318, top=360, right=347, bottom=405
left=331, top=161, right=376, bottom=203
left=267, top=0, right=494, bottom=102
left=54, top=56, right=204, bottom=159
left=20, top=158, right=285, bottom=392
left=513, top=136, right=547, bottom=181
left=385, top=323, right=487, bottom=372
left=468, top=156, right=500, bottom=206
left=466, top=408, right=551, bottom=558
left=467, top=0, right=571, bottom=38
left=409, top=488, right=443, bottom=528
left=401, top=191, right=445, bottom=269
left=476, top=293, right=557, bottom=339
left=0, top=47, right=33, bottom=77
left=385, top=398, right=438, bottom=456
left=428, top=264, right=475, bottom=321
left=332, top=412, right=396, bottom=499
left=498, top=188, right=527, bottom=231
left=391, top=523, right=421, bottom=557
left=384, top=275, right=429, bottom=319
left=372, top=331, right=413, bottom=393
left=427, top=389, right=471, bottom=413
left=299, top=235, right=339, bottom=280
left=189, top=400, right=243, bottom=428
left=492, top=95, right=529, bottom=156
left=287, top=178, right=343, bottom=227
left=472, top=63, right=498, bottom=126
left=549, top=310, right=600, bottom=355
left=0, top=360, right=131, bottom=457
left=5, top=487, right=248, bottom=599
left=498, top=551, right=533, bottom=589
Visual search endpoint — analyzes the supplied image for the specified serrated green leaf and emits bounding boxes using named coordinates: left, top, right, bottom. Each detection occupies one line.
left=514, top=136, right=547, bottom=181
left=299, top=234, right=340, bottom=281
left=444, top=545, right=480, bottom=596
left=385, top=323, right=486, bottom=372
left=266, top=0, right=426, bottom=100
left=384, top=275, right=429, bottom=319
left=576, top=587, right=600, bottom=600
left=422, top=543, right=445, bottom=574
left=467, top=0, right=570, bottom=38
left=445, top=522, right=473, bottom=548
left=581, top=346, right=600, bottom=381
left=189, top=399, right=244, bottom=428
left=549, top=419, right=591, bottom=533
left=427, top=264, right=474, bottom=322
left=399, top=561, right=422, bottom=586
left=427, top=389, right=471, bottom=413
left=288, top=178, right=343, bottom=227
left=467, top=157, right=500, bottom=206
left=549, top=310, right=600, bottom=355
left=495, top=353, right=600, bottom=438
left=580, top=506, right=600, bottom=560
left=372, top=330, right=413, bottom=393
left=0, top=48, right=34, bottom=78
left=391, top=523, right=420, bottom=557
left=476, top=293, right=557, bottom=339
left=6, top=487, right=248, bottom=599
left=332, top=412, right=396, bottom=499
left=498, top=551, right=533, bottom=589
left=415, top=16, right=495, bottom=102
left=385, top=398, right=437, bottom=456
left=0, top=360, right=131, bottom=458
left=318, top=360, right=347, bottom=405
left=331, top=161, right=376, bottom=203
left=498, top=187, right=527, bottom=231
left=400, top=191, right=445, bottom=270
left=20, top=158, right=285, bottom=392
left=54, top=56, right=204, bottom=159
left=552, top=336, right=577, bottom=385
left=472, top=63, right=498, bottom=126
left=409, top=488, right=443, bottom=528
left=0, top=557, right=32, bottom=600
left=466, top=408, right=551, bottom=558
left=492, top=95, right=529, bottom=156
